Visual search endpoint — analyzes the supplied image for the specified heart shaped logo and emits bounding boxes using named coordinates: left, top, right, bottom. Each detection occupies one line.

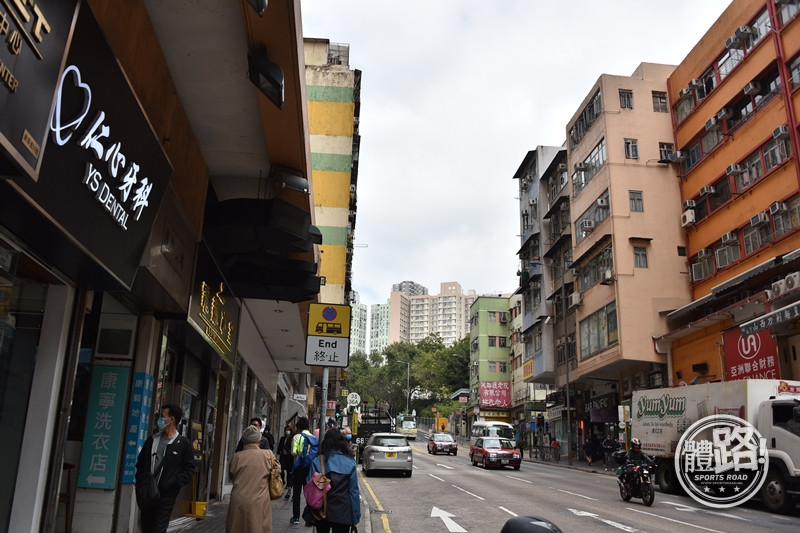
left=50, top=65, right=92, bottom=146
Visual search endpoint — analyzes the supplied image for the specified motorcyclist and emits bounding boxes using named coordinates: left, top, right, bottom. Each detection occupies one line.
left=621, top=437, right=653, bottom=485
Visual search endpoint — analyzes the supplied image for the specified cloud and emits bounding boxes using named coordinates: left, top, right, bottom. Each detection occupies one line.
left=303, top=0, right=732, bottom=305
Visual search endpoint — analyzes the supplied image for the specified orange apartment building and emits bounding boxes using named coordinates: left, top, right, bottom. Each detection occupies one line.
left=658, top=0, right=800, bottom=385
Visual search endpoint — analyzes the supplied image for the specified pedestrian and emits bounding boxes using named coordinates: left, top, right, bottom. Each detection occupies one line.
left=226, top=425, right=280, bottom=532
left=135, top=404, right=195, bottom=533
left=304, top=428, right=360, bottom=533
left=602, top=434, right=617, bottom=471
left=583, top=438, right=594, bottom=466
left=262, top=423, right=275, bottom=451
left=235, top=417, right=270, bottom=452
left=276, top=424, right=295, bottom=496
left=290, top=416, right=314, bottom=526
left=550, top=437, right=561, bottom=463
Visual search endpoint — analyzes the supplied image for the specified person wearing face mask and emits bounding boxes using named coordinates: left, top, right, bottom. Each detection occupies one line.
left=276, top=425, right=295, bottom=497
left=135, top=404, right=196, bottom=533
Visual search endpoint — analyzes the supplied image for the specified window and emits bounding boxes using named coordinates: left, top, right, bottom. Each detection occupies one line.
left=691, top=256, right=714, bottom=282
left=488, top=336, right=496, bottom=347
left=576, top=245, right=613, bottom=292
left=715, top=241, right=740, bottom=269
left=790, top=54, right=800, bottom=88
left=736, top=151, right=763, bottom=191
left=619, top=89, right=633, bottom=109
left=572, top=138, right=606, bottom=196
left=682, top=141, right=702, bottom=173
left=695, top=68, right=716, bottom=100
left=569, top=91, right=602, bottom=148
left=633, top=246, right=648, bottom=268
left=718, top=48, right=743, bottom=80
left=659, top=143, right=674, bottom=161
left=652, top=91, right=668, bottom=112
left=743, top=223, right=772, bottom=255
left=675, top=96, right=695, bottom=124
left=624, top=138, right=639, bottom=159
left=629, top=191, right=643, bottom=212
left=779, top=0, right=800, bottom=26
left=488, top=312, right=497, bottom=322
left=579, top=300, right=618, bottom=359
left=701, top=128, right=723, bottom=154
left=764, top=138, right=790, bottom=171
left=744, top=10, right=771, bottom=53
left=533, top=323, right=542, bottom=352
left=774, top=196, right=800, bottom=237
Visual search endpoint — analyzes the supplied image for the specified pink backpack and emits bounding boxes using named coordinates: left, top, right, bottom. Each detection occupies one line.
left=303, top=455, right=331, bottom=517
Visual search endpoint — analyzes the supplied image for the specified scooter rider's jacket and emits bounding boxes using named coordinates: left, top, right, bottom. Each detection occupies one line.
left=624, top=449, right=653, bottom=466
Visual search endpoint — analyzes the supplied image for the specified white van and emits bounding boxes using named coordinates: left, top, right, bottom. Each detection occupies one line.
left=470, top=420, right=514, bottom=446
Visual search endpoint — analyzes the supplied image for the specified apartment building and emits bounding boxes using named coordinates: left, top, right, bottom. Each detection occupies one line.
left=658, top=0, right=800, bottom=385
left=370, top=302, right=390, bottom=355
left=349, top=291, right=368, bottom=355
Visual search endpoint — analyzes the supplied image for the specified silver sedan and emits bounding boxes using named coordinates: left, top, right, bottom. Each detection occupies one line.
left=361, top=432, right=413, bottom=477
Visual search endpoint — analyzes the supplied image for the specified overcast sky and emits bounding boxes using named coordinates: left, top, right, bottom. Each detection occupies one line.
left=302, top=0, right=733, bottom=307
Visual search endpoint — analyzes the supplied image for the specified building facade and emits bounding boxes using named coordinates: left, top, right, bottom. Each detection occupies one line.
left=349, top=291, right=368, bottom=355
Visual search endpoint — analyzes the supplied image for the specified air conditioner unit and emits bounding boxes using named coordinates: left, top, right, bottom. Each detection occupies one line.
left=581, top=220, right=595, bottom=231
left=735, top=25, right=754, bottom=37
left=725, top=36, right=742, bottom=50
left=772, top=279, right=787, bottom=297
left=557, top=163, right=567, bottom=171
left=689, top=78, right=702, bottom=89
left=681, top=210, right=696, bottom=228
left=600, top=269, right=614, bottom=285
left=569, top=292, right=582, bottom=308
left=773, top=125, right=791, bottom=140
left=717, top=107, right=733, bottom=121
left=726, top=163, right=743, bottom=175
left=697, top=248, right=711, bottom=260
left=574, top=162, right=586, bottom=172
left=678, top=88, right=692, bottom=100
left=668, top=151, right=687, bottom=163
left=705, top=117, right=719, bottom=131
left=721, top=232, right=737, bottom=245
left=743, top=81, right=761, bottom=96
left=750, top=212, right=769, bottom=227
left=596, top=198, right=608, bottom=207
left=786, top=271, right=800, bottom=291
left=529, top=198, right=537, bottom=206
left=770, top=201, right=787, bottom=215
left=699, top=185, right=715, bottom=196
left=682, top=199, right=696, bottom=210
left=520, top=180, right=528, bottom=190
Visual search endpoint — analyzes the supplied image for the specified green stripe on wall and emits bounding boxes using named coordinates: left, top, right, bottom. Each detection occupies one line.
left=319, top=226, right=348, bottom=246
left=307, top=85, right=354, bottom=102
left=312, top=153, right=352, bottom=172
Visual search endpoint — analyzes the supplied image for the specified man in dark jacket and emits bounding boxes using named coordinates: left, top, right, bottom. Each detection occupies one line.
left=262, top=423, right=275, bottom=451
left=234, top=417, right=271, bottom=452
left=135, top=404, right=196, bottom=533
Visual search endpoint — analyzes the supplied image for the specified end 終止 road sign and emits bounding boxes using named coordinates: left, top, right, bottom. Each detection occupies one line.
left=307, top=303, right=351, bottom=338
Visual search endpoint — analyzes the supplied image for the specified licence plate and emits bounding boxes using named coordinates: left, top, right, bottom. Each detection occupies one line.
left=501, top=459, right=509, bottom=464
left=385, top=452, right=397, bottom=459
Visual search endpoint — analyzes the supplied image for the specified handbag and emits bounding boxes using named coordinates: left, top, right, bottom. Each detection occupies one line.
left=135, top=456, right=165, bottom=511
left=303, top=454, right=330, bottom=519
left=268, top=451, right=284, bottom=500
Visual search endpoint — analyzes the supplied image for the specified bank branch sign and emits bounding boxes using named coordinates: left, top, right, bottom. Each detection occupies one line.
left=675, top=415, right=768, bottom=508
left=305, top=303, right=351, bottom=368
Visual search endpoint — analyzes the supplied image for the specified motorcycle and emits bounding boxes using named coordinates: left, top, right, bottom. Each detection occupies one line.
left=617, top=462, right=655, bottom=506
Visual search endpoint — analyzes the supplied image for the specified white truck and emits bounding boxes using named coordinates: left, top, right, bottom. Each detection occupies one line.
left=631, top=379, right=800, bottom=512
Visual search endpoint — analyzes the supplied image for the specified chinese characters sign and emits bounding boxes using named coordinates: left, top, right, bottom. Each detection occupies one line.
left=479, top=381, right=511, bottom=408
left=723, top=327, right=779, bottom=381
left=305, top=303, right=351, bottom=368
left=78, top=365, right=130, bottom=489
left=740, top=302, right=800, bottom=336
left=675, top=415, right=768, bottom=508
left=122, top=372, right=154, bottom=484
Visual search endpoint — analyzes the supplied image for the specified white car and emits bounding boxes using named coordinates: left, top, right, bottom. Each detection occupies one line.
left=361, top=432, right=413, bottom=477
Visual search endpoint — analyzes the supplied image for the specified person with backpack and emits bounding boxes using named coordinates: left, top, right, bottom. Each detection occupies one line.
left=290, top=417, right=317, bottom=525
left=304, top=428, right=360, bottom=533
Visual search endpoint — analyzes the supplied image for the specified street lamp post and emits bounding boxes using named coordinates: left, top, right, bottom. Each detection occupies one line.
left=398, top=360, right=410, bottom=414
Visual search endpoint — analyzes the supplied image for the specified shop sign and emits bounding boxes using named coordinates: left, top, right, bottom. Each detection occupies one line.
left=188, top=244, right=239, bottom=367
left=78, top=365, right=130, bottom=489
left=479, top=381, right=510, bottom=408
left=0, top=0, right=77, bottom=180
left=13, top=3, right=172, bottom=288
left=740, top=302, right=800, bottom=336
left=723, top=328, right=780, bottom=381
left=122, top=372, right=154, bottom=484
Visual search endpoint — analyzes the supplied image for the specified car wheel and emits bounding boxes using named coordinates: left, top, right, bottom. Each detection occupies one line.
left=452, top=451, right=457, bottom=456
left=482, top=458, right=488, bottom=469
left=428, top=447, right=432, bottom=454
left=406, top=469, right=412, bottom=477
left=514, top=465, right=520, bottom=471
left=760, top=469, right=792, bottom=513
left=471, top=454, right=477, bottom=467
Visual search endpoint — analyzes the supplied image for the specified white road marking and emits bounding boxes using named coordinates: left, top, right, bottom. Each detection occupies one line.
left=431, top=507, right=467, bottom=533
left=568, top=508, right=637, bottom=532
left=437, top=463, right=455, bottom=469
left=451, top=484, right=485, bottom=500
left=626, top=507, right=726, bottom=532
left=499, top=506, right=517, bottom=516
left=556, top=488, right=597, bottom=500
left=505, top=475, right=533, bottom=484
left=658, top=500, right=750, bottom=521
left=428, top=474, right=445, bottom=482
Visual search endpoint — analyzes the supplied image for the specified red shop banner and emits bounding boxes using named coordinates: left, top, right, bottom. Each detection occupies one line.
left=723, top=327, right=780, bottom=381
left=479, top=381, right=510, bottom=408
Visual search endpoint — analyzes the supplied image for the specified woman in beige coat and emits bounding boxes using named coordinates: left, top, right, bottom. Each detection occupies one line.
left=227, top=425, right=280, bottom=532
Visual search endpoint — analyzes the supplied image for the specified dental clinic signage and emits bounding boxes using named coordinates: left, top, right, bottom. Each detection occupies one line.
left=0, top=0, right=77, bottom=180
left=12, top=3, right=172, bottom=288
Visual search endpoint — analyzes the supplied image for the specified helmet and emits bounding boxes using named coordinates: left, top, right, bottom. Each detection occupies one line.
left=501, top=516, right=563, bottom=533
left=631, top=437, right=642, bottom=451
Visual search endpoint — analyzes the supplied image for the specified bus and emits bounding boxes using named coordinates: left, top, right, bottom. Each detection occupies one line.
left=397, top=414, right=417, bottom=440
left=470, top=420, right=514, bottom=446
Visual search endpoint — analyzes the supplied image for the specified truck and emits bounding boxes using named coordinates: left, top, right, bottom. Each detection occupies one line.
left=631, top=379, right=800, bottom=512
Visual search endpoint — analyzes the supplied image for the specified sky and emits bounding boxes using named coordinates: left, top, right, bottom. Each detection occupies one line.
left=302, top=0, right=734, bottom=307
